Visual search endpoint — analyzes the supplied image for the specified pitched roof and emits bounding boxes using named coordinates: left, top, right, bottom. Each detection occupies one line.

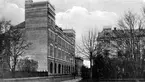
left=97, top=29, right=145, bottom=40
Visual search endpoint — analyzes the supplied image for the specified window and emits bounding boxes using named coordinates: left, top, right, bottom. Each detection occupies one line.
left=55, top=34, right=58, bottom=42
left=56, top=48, right=58, bottom=58
left=54, top=63, right=57, bottom=73
left=48, top=18, right=51, bottom=25
left=60, top=39, right=62, bottom=46
left=51, top=32, right=53, bottom=39
left=64, top=43, right=66, bottom=49
left=58, top=37, right=61, bottom=45
left=64, top=52, right=66, bottom=60
left=51, top=19, right=53, bottom=25
left=50, top=45, right=53, bottom=57
left=61, top=51, right=63, bottom=59
left=49, top=31, right=52, bottom=38
left=62, top=40, right=65, bottom=47
left=49, top=30, right=55, bottom=41
left=69, top=66, right=70, bottom=74
left=0, top=57, right=2, bottom=62
left=61, top=40, right=63, bottom=47
left=50, top=62, right=53, bottom=73
left=58, top=64, right=61, bottom=74
left=66, top=55, right=69, bottom=61
left=58, top=49, right=61, bottom=58
left=54, top=47, right=56, bottom=57
left=52, top=33, right=55, bottom=41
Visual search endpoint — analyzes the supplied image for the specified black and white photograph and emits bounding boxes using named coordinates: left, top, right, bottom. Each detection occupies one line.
left=1, top=0, right=145, bottom=82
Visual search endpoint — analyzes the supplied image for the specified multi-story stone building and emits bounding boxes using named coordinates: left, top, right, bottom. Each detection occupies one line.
left=97, top=27, right=145, bottom=74
left=23, top=0, right=75, bottom=75
left=97, top=27, right=145, bottom=58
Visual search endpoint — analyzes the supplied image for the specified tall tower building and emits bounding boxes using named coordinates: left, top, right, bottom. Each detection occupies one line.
left=25, top=0, right=55, bottom=71
left=24, top=0, right=75, bottom=75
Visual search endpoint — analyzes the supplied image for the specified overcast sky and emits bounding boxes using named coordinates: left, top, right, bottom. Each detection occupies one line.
left=0, top=0, right=144, bottom=41
left=0, top=0, right=145, bottom=67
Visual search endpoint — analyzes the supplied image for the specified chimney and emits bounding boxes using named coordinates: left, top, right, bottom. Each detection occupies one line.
left=114, top=27, right=116, bottom=30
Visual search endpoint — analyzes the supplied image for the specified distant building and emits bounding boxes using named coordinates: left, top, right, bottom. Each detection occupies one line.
left=19, top=0, right=76, bottom=75
left=75, top=57, right=83, bottom=76
left=97, top=27, right=118, bottom=58
left=97, top=27, right=145, bottom=68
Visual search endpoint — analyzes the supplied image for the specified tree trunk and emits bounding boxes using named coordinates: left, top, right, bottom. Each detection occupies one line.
left=12, top=57, right=17, bottom=78
left=90, top=59, right=92, bottom=79
left=90, top=52, right=93, bottom=79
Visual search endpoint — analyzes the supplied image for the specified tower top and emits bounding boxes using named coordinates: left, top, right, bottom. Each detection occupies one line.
left=25, top=0, right=33, bottom=4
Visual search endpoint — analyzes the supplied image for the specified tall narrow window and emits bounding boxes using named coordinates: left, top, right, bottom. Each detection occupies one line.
left=55, top=34, right=57, bottom=42
left=54, top=63, right=57, bottom=73
left=50, top=45, right=53, bottom=57
left=61, top=51, right=63, bottom=59
left=58, top=64, right=61, bottom=74
left=49, top=31, right=51, bottom=38
left=50, top=62, right=53, bottom=73
left=54, top=47, right=56, bottom=57
left=58, top=49, right=61, bottom=58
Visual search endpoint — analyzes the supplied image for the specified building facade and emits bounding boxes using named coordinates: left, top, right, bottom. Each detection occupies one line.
left=97, top=27, right=145, bottom=73
left=25, top=0, right=75, bottom=75
left=97, top=28, right=118, bottom=58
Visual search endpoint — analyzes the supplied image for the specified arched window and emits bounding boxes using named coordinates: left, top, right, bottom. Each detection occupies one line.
left=54, top=63, right=57, bottom=73
left=50, top=62, right=53, bottom=73
left=58, top=64, right=61, bottom=74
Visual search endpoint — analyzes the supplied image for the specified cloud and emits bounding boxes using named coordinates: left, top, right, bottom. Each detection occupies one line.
left=56, top=6, right=118, bottom=43
left=6, top=0, right=25, bottom=8
left=0, top=0, right=24, bottom=25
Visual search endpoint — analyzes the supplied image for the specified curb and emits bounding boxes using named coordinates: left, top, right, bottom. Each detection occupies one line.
left=61, top=78, right=82, bottom=82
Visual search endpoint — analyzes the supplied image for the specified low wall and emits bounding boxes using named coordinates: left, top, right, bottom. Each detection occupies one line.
left=0, top=75, right=75, bottom=82
left=1, top=71, right=48, bottom=78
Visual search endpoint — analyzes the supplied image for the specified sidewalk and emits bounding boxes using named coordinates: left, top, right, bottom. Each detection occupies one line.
left=61, top=77, right=82, bottom=82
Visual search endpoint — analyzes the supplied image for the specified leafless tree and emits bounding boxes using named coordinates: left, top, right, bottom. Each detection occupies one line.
left=117, top=10, right=145, bottom=77
left=77, top=29, right=98, bottom=78
left=9, top=27, right=31, bottom=77
left=0, top=20, right=31, bottom=77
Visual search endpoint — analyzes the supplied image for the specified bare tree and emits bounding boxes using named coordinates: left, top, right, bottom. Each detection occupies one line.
left=0, top=20, right=31, bottom=77
left=117, top=10, right=145, bottom=77
left=0, top=20, right=11, bottom=78
left=9, top=26, right=31, bottom=77
left=77, top=29, right=98, bottom=78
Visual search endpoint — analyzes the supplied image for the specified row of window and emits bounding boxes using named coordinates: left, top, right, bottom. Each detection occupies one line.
left=49, top=29, right=75, bottom=52
left=49, top=45, right=74, bottom=63
left=50, top=62, right=75, bottom=74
